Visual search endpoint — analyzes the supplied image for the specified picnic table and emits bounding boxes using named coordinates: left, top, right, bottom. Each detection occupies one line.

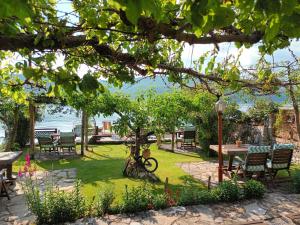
left=0, top=151, right=22, bottom=180
left=209, top=144, right=250, bottom=171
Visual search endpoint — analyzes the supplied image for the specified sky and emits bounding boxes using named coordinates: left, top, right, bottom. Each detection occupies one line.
left=182, top=40, right=300, bottom=68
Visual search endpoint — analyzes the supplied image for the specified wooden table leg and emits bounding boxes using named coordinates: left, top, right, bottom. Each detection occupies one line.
left=228, top=155, right=234, bottom=171
left=6, top=164, right=14, bottom=180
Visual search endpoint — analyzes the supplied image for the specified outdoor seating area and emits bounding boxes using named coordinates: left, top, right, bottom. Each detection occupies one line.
left=36, top=131, right=76, bottom=157
left=176, top=127, right=197, bottom=150
left=208, top=143, right=295, bottom=186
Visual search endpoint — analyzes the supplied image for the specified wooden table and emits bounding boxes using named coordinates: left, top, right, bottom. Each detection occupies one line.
left=0, top=151, right=22, bottom=179
left=209, top=144, right=250, bottom=171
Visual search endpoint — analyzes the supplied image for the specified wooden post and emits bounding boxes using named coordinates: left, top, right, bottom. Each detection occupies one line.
left=164, top=177, right=169, bottom=192
left=29, top=101, right=35, bottom=157
left=218, top=111, right=223, bottom=183
left=208, top=176, right=211, bottom=190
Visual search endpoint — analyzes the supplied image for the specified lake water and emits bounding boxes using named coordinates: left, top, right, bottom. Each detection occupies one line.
left=0, top=107, right=118, bottom=142
left=0, top=104, right=251, bottom=142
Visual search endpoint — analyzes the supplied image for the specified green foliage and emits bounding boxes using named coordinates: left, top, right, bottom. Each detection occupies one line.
left=95, top=186, right=115, bottom=216
left=120, top=184, right=153, bottom=213
left=292, top=169, right=300, bottom=194
left=24, top=180, right=86, bottom=225
left=248, top=100, right=279, bottom=123
left=151, top=193, right=168, bottom=210
left=1, top=0, right=300, bottom=101
left=189, top=92, right=243, bottom=150
left=177, top=187, right=218, bottom=206
left=146, top=90, right=191, bottom=135
left=243, top=179, right=265, bottom=199
left=214, top=180, right=240, bottom=202
left=274, top=109, right=285, bottom=134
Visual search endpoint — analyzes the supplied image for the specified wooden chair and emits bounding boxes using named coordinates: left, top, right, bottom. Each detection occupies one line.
left=236, top=146, right=271, bottom=180
left=37, top=135, right=58, bottom=152
left=180, top=127, right=196, bottom=150
left=59, top=132, right=76, bottom=153
left=0, top=169, right=10, bottom=200
left=267, top=144, right=294, bottom=179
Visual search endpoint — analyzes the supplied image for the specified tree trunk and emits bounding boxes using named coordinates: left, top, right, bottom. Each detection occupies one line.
left=81, top=110, right=86, bottom=156
left=84, top=112, right=89, bottom=151
left=171, top=131, right=175, bottom=152
left=135, top=128, right=141, bottom=158
left=288, top=77, right=300, bottom=140
left=156, top=135, right=162, bottom=148
left=5, top=106, right=19, bottom=151
left=268, top=113, right=275, bottom=144
left=29, top=101, right=35, bottom=156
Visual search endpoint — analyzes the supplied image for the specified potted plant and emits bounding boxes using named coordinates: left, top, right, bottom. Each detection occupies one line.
left=236, top=137, right=242, bottom=147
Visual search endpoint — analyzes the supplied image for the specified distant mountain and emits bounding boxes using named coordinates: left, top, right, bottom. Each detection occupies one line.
left=101, top=76, right=174, bottom=97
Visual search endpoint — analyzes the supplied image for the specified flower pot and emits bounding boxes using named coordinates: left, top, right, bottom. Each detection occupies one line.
left=236, top=140, right=242, bottom=147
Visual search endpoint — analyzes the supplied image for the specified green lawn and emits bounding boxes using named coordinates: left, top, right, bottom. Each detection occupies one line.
left=13, top=144, right=206, bottom=203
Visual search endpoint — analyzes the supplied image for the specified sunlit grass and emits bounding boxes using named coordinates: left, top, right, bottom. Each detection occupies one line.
left=13, top=144, right=206, bottom=203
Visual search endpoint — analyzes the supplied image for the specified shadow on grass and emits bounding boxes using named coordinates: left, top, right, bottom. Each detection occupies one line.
left=158, top=147, right=213, bottom=161
left=35, top=157, right=125, bottom=186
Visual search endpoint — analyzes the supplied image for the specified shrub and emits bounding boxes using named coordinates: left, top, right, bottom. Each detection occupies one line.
left=178, top=187, right=218, bottom=206
left=24, top=180, right=86, bottom=224
left=243, top=179, right=265, bottom=199
left=95, top=186, right=115, bottom=216
left=293, top=169, right=300, bottom=194
left=215, top=180, right=240, bottom=202
left=120, top=184, right=152, bottom=213
left=151, top=193, right=167, bottom=210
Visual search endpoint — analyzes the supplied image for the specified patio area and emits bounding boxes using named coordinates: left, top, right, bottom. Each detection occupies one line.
left=0, top=168, right=77, bottom=225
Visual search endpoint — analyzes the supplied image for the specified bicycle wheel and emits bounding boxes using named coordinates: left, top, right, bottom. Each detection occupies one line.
left=143, top=157, right=158, bottom=173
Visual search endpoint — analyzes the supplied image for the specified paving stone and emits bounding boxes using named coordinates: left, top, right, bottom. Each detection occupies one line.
left=95, top=218, right=109, bottom=225
left=244, top=202, right=267, bottom=215
left=130, top=222, right=143, bottom=225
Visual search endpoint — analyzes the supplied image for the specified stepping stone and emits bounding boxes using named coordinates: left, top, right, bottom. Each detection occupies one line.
left=285, top=213, right=300, bottom=224
left=244, top=203, right=267, bottom=216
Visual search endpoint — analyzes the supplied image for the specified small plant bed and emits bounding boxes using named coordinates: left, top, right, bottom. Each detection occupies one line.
left=21, top=171, right=266, bottom=224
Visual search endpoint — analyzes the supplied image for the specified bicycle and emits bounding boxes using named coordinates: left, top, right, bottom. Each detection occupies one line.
left=123, top=133, right=158, bottom=176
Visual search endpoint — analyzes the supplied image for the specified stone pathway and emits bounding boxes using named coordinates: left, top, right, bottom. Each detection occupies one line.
left=0, top=168, right=77, bottom=225
left=2, top=163, right=300, bottom=225
left=70, top=192, right=300, bottom=225
left=34, top=152, right=79, bottom=161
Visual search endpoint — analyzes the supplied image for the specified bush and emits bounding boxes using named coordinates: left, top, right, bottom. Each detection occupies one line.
left=120, top=184, right=152, bottom=213
left=95, top=186, right=115, bottom=216
left=243, top=179, right=265, bottom=199
left=293, top=169, right=300, bottom=193
left=178, top=187, right=218, bottom=206
left=215, top=180, right=240, bottom=202
left=151, top=193, right=167, bottom=210
left=24, top=180, right=86, bottom=224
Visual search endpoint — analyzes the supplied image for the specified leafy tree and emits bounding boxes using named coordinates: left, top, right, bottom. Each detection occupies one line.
left=1, top=0, right=300, bottom=100
left=0, top=97, right=44, bottom=151
left=146, top=90, right=191, bottom=150
left=186, top=91, right=243, bottom=152
left=248, top=100, right=279, bottom=124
